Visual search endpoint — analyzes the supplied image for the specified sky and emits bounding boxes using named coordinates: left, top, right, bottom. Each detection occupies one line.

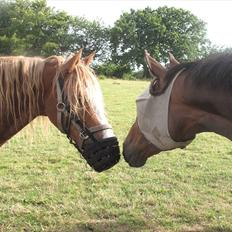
left=47, top=0, right=232, bottom=48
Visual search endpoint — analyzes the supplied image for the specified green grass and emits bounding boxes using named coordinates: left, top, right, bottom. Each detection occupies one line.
left=0, top=79, right=232, bottom=232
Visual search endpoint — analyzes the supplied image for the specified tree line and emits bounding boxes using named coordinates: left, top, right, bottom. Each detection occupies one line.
left=0, top=0, right=230, bottom=78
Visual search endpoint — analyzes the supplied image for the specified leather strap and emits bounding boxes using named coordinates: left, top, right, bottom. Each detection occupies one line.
left=55, top=75, right=113, bottom=152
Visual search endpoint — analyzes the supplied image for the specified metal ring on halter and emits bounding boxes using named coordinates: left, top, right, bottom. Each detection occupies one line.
left=56, top=102, right=66, bottom=112
left=80, top=129, right=89, bottom=140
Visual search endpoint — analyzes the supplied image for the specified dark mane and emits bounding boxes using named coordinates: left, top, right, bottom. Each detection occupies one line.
left=165, top=53, right=232, bottom=91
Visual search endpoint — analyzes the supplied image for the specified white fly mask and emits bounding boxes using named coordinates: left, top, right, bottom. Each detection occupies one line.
left=136, top=70, right=192, bottom=150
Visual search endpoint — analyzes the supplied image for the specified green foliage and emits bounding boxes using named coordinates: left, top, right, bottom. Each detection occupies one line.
left=0, top=34, right=26, bottom=55
left=110, top=7, right=209, bottom=75
left=122, top=73, right=136, bottom=80
left=97, top=74, right=107, bottom=80
left=0, top=0, right=109, bottom=58
left=41, top=42, right=59, bottom=56
left=206, top=44, right=232, bottom=56
left=96, top=62, right=131, bottom=78
left=70, top=17, right=111, bottom=62
left=0, top=0, right=72, bottom=56
left=133, top=70, right=146, bottom=79
left=155, top=6, right=209, bottom=61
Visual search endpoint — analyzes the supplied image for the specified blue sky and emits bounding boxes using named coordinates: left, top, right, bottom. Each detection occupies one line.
left=48, top=0, right=232, bottom=48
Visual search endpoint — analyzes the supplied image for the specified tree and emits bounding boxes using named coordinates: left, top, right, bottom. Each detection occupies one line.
left=110, top=7, right=209, bottom=75
left=0, top=1, right=25, bottom=54
left=69, top=17, right=111, bottom=63
left=0, top=0, right=111, bottom=61
left=0, top=0, right=73, bottom=56
left=206, top=44, right=232, bottom=56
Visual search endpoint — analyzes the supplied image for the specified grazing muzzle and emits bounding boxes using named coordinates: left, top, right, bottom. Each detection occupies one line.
left=56, top=74, right=120, bottom=172
left=80, top=137, right=120, bottom=172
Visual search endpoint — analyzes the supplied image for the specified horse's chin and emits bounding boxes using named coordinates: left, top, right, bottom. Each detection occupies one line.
left=127, top=159, right=147, bottom=167
left=123, top=151, right=147, bottom=167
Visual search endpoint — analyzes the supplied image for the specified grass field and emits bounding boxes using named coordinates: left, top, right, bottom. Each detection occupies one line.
left=0, top=79, right=232, bottom=232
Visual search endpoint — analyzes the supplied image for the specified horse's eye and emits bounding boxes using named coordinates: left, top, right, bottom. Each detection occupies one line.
left=149, top=79, right=158, bottom=95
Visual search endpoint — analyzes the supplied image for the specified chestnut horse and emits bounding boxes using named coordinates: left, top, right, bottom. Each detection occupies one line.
left=0, top=49, right=120, bottom=172
left=123, top=51, right=232, bottom=167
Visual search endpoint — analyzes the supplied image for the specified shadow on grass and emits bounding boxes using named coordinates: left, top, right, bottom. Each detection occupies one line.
left=50, top=223, right=232, bottom=232
left=48, top=218, right=158, bottom=232
left=204, top=227, right=232, bottom=232
left=182, top=226, right=232, bottom=232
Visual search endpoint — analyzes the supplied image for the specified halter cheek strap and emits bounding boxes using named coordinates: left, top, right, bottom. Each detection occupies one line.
left=56, top=74, right=113, bottom=152
left=56, top=77, right=66, bottom=133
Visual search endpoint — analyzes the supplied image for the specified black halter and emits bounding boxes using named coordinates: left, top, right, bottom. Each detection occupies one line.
left=55, top=74, right=120, bottom=172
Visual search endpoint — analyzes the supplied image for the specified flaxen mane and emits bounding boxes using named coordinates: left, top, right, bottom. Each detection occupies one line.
left=0, top=56, right=45, bottom=126
left=0, top=55, right=104, bottom=128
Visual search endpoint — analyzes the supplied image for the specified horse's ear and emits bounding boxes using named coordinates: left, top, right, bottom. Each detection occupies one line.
left=168, top=52, right=179, bottom=68
left=83, top=51, right=96, bottom=66
left=62, top=49, right=83, bottom=74
left=144, top=50, right=166, bottom=95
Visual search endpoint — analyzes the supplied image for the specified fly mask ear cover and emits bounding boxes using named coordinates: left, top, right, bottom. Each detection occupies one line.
left=136, top=69, right=192, bottom=150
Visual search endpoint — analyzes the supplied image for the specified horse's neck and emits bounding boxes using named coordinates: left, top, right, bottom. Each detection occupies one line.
left=0, top=58, right=55, bottom=146
left=0, top=113, right=37, bottom=146
left=0, top=86, right=44, bottom=145
left=169, top=75, right=232, bottom=142
left=192, top=87, right=232, bottom=141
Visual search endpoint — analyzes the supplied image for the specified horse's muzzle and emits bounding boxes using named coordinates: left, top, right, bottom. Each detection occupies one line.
left=82, top=137, right=120, bottom=172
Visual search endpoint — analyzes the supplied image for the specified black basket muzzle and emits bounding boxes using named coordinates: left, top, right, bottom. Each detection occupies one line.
left=67, top=126, right=121, bottom=172
left=80, top=137, right=120, bottom=172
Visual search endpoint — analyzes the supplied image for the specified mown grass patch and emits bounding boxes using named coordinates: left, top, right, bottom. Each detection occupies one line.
left=0, top=79, right=232, bottom=232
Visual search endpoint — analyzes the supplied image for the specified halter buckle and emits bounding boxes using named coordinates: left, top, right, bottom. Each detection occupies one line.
left=56, top=102, right=66, bottom=112
left=80, top=129, right=89, bottom=140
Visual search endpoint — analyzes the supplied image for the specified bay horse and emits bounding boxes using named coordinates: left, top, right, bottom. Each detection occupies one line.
left=0, top=49, right=120, bottom=172
left=123, top=50, right=232, bottom=167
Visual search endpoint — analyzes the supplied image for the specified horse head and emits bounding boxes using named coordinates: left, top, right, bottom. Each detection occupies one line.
left=123, top=51, right=192, bottom=167
left=124, top=51, right=232, bottom=167
left=42, top=49, right=120, bottom=172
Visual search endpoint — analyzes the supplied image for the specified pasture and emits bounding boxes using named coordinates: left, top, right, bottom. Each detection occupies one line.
left=0, top=79, right=232, bottom=232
